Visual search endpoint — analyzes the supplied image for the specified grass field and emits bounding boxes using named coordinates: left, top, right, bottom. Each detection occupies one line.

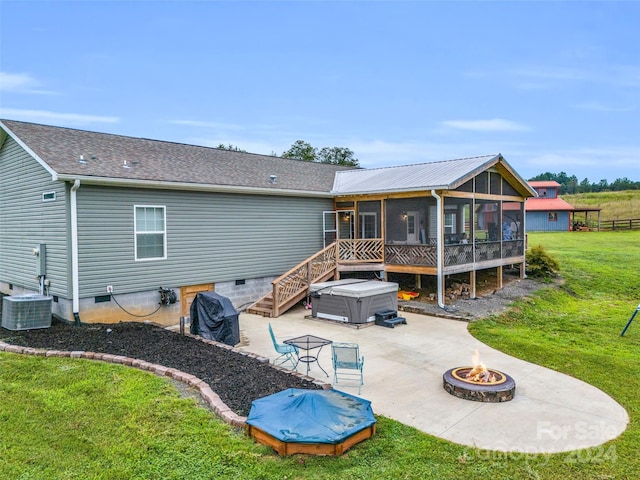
left=563, top=189, right=640, bottom=220
left=1, top=231, right=639, bottom=479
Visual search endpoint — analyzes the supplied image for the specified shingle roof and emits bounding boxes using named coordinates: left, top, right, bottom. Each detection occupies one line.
left=332, top=154, right=534, bottom=196
left=1, top=120, right=536, bottom=199
left=0, top=119, right=353, bottom=195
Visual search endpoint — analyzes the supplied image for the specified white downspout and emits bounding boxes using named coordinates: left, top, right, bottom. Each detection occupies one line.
left=70, top=180, right=81, bottom=324
left=430, top=189, right=445, bottom=308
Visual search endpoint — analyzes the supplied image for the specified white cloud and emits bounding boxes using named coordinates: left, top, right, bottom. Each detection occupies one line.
left=0, top=72, right=56, bottom=94
left=514, top=146, right=640, bottom=181
left=612, top=65, right=640, bottom=88
left=170, top=117, right=337, bottom=156
left=510, top=66, right=589, bottom=82
left=441, top=118, right=530, bottom=132
left=0, top=108, right=119, bottom=125
left=347, top=139, right=504, bottom=169
left=572, top=101, right=636, bottom=113
left=169, top=119, right=246, bottom=131
left=509, top=64, right=640, bottom=90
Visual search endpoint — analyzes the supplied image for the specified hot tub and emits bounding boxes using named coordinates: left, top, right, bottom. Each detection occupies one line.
left=310, top=280, right=399, bottom=324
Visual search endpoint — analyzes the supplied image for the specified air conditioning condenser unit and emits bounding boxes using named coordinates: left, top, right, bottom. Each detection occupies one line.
left=1, top=295, right=52, bottom=331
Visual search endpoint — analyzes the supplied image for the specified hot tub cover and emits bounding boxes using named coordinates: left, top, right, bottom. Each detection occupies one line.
left=331, top=280, right=398, bottom=298
left=309, top=278, right=367, bottom=293
left=246, top=388, right=376, bottom=444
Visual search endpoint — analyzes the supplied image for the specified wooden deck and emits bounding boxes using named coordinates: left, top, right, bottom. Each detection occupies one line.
left=247, top=238, right=526, bottom=317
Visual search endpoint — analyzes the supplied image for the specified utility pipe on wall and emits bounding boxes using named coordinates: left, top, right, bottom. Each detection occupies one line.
left=430, top=189, right=445, bottom=309
left=70, top=179, right=81, bottom=325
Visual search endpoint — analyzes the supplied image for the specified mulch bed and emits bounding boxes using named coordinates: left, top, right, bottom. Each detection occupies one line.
left=0, top=320, right=321, bottom=417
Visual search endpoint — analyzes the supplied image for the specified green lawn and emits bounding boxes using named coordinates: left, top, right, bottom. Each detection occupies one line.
left=1, top=231, right=639, bottom=479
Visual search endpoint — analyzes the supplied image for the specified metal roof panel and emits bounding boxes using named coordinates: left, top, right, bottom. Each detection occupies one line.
left=332, top=155, right=499, bottom=194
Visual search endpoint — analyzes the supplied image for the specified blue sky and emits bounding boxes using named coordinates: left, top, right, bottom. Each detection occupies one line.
left=1, top=1, right=638, bottom=182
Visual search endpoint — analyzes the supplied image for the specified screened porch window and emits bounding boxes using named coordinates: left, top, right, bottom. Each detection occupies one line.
left=135, top=206, right=166, bottom=260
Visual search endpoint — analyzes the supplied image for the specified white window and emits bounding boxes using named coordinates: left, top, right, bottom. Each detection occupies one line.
left=444, top=213, right=456, bottom=234
left=359, top=213, right=377, bottom=238
left=134, top=206, right=166, bottom=260
left=42, top=191, right=57, bottom=202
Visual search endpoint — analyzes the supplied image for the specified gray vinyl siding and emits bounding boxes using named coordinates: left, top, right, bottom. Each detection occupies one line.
left=0, top=137, right=69, bottom=295
left=76, top=185, right=332, bottom=296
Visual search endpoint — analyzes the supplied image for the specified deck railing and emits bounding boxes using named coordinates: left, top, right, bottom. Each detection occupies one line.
left=337, top=238, right=384, bottom=263
left=271, top=243, right=338, bottom=317
left=385, top=240, right=525, bottom=267
left=268, top=237, right=526, bottom=317
left=385, top=244, right=437, bottom=266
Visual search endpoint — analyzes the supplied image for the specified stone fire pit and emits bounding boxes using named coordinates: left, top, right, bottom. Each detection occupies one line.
left=443, top=366, right=516, bottom=402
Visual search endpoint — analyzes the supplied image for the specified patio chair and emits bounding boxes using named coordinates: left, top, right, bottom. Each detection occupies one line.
left=331, top=342, right=364, bottom=394
left=268, top=323, right=298, bottom=369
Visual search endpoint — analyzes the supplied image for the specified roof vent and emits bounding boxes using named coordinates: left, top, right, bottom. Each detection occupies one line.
left=270, top=175, right=277, bottom=184
left=78, top=155, right=86, bottom=164
left=122, top=160, right=130, bottom=169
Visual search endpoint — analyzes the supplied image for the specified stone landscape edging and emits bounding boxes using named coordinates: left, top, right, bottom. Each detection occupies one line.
left=0, top=335, right=332, bottom=429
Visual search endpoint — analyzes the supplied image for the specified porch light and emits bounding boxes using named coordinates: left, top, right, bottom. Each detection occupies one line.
left=402, top=212, right=407, bottom=220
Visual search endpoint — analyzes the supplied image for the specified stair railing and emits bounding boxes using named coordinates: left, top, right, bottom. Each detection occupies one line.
left=272, top=242, right=338, bottom=317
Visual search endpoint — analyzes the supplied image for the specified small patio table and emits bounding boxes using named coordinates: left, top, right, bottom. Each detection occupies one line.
left=284, top=334, right=332, bottom=377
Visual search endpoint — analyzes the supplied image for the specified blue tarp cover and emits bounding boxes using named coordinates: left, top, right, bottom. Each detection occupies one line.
left=246, top=388, right=376, bottom=444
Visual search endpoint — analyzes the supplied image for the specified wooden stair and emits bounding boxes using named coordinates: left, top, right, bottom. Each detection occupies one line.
left=246, top=243, right=338, bottom=318
left=247, top=293, right=275, bottom=317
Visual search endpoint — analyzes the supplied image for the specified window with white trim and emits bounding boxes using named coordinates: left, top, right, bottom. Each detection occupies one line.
left=134, top=206, right=166, bottom=260
left=359, top=212, right=377, bottom=238
left=444, top=212, right=456, bottom=234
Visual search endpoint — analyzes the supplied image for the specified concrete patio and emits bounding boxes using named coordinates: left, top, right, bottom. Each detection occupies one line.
left=236, top=307, right=628, bottom=454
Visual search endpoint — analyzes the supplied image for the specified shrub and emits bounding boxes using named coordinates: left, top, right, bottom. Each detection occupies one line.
left=526, top=244, right=560, bottom=278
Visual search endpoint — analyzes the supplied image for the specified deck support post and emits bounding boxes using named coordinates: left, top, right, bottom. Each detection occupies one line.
left=470, top=270, right=476, bottom=299
left=497, top=266, right=503, bottom=290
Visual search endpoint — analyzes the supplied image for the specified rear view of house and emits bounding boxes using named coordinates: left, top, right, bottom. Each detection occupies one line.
left=1, top=119, right=536, bottom=325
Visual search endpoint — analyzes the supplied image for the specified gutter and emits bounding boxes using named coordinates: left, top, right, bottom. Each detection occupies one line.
left=430, top=189, right=445, bottom=309
left=70, top=179, right=81, bottom=325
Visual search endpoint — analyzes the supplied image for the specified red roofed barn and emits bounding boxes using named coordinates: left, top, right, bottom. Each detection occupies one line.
left=525, top=181, right=575, bottom=231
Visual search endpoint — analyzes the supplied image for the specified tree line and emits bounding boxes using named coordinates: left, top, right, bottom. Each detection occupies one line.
left=217, top=140, right=359, bottom=167
left=529, top=172, right=640, bottom=194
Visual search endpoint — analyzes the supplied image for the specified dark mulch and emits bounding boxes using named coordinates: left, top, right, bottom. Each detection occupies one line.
left=0, top=320, right=320, bottom=417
